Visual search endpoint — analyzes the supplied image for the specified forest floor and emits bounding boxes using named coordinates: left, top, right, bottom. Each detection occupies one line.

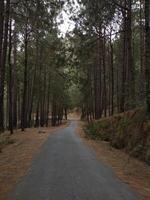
left=76, top=121, right=150, bottom=200
left=0, top=122, right=68, bottom=200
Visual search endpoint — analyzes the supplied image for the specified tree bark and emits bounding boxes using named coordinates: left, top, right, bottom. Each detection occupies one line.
left=21, top=18, right=28, bottom=131
left=8, top=19, right=13, bottom=134
left=0, top=0, right=10, bottom=132
left=13, top=24, right=18, bottom=128
left=145, top=0, right=150, bottom=114
left=110, top=34, right=114, bottom=115
left=0, top=0, right=4, bottom=132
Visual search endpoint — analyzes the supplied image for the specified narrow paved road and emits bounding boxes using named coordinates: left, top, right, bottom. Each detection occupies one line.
left=8, top=121, right=139, bottom=200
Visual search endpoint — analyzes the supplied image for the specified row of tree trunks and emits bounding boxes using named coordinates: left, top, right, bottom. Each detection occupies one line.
left=82, top=28, right=115, bottom=120
left=84, top=0, right=150, bottom=120
left=51, top=101, right=64, bottom=127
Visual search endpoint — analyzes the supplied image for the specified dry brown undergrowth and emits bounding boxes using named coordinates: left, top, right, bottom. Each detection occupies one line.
left=76, top=121, right=150, bottom=200
left=0, top=122, right=67, bottom=200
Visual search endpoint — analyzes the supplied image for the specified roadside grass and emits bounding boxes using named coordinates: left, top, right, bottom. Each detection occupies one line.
left=85, top=109, right=150, bottom=164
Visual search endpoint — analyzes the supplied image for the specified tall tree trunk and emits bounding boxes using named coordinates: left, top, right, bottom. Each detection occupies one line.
left=28, top=40, right=39, bottom=127
left=0, top=0, right=10, bottom=132
left=140, top=0, right=144, bottom=73
left=13, top=24, right=17, bottom=128
left=52, top=99, right=57, bottom=126
left=120, top=1, right=127, bottom=112
left=127, top=0, right=134, bottom=108
left=46, top=74, right=51, bottom=127
left=110, top=34, right=114, bottom=115
left=17, top=85, right=21, bottom=127
left=21, top=18, right=28, bottom=131
left=95, top=29, right=102, bottom=119
left=0, top=0, right=4, bottom=132
left=35, top=100, right=40, bottom=127
left=8, top=19, right=13, bottom=134
left=145, top=0, right=150, bottom=114
left=102, top=33, right=107, bottom=117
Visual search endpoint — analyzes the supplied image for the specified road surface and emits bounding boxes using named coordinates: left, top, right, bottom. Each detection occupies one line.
left=8, top=121, right=139, bottom=200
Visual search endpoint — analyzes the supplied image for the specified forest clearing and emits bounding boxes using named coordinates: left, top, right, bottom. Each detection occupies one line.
left=0, top=0, right=150, bottom=200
